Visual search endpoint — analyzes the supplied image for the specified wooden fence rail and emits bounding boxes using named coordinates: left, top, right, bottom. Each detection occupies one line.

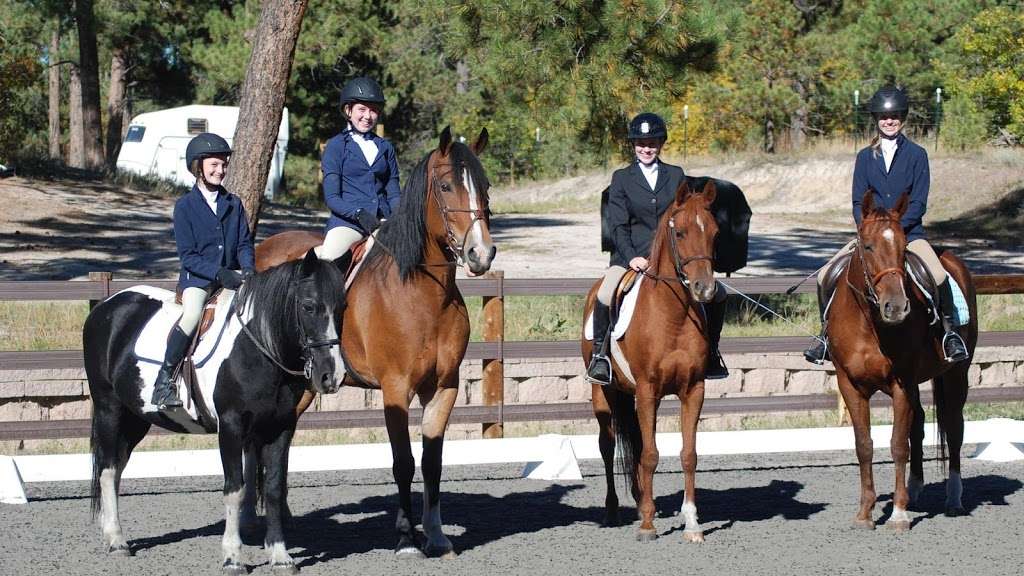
left=2, top=272, right=1023, bottom=440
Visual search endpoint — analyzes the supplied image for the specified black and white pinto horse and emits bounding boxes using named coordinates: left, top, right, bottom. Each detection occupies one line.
left=85, top=250, right=345, bottom=574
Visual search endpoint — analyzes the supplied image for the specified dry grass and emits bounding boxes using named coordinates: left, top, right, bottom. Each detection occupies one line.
left=0, top=300, right=89, bottom=351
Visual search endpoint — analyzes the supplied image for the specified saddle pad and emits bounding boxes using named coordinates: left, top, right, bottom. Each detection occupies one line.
left=345, top=234, right=376, bottom=291
left=948, top=275, right=970, bottom=326
left=584, top=275, right=644, bottom=341
left=126, top=286, right=244, bottom=420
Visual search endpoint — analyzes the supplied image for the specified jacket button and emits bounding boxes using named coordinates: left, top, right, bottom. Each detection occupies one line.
left=218, top=245, right=223, bottom=250
left=651, top=198, right=656, bottom=204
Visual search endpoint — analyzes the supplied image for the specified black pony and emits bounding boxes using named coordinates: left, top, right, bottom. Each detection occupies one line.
left=85, top=249, right=345, bottom=574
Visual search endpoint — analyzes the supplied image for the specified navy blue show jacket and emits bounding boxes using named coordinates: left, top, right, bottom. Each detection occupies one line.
left=851, top=133, right=930, bottom=242
left=173, top=185, right=255, bottom=290
left=605, top=160, right=685, bottom=268
left=321, top=130, right=401, bottom=234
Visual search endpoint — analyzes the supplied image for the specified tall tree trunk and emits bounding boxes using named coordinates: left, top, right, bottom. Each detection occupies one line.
left=105, top=47, right=128, bottom=169
left=48, top=28, right=62, bottom=161
left=790, top=79, right=808, bottom=151
left=68, top=64, right=85, bottom=168
left=74, top=0, right=104, bottom=170
left=230, top=0, right=308, bottom=233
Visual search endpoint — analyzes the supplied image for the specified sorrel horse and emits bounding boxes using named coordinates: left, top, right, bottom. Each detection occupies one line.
left=255, top=127, right=495, bottom=557
left=582, top=179, right=720, bottom=542
left=85, top=250, right=345, bottom=573
left=829, top=192, right=977, bottom=530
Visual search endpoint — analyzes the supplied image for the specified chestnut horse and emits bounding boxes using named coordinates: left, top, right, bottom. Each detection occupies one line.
left=582, top=179, right=720, bottom=542
left=829, top=192, right=977, bottom=531
left=255, top=127, right=494, bottom=558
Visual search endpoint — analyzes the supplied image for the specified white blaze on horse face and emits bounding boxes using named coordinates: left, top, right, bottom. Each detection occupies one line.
left=463, top=167, right=486, bottom=248
left=328, top=311, right=346, bottom=384
left=882, top=228, right=895, bottom=244
left=696, top=214, right=705, bottom=234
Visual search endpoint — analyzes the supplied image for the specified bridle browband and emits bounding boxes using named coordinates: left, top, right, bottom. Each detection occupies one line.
left=234, top=278, right=340, bottom=380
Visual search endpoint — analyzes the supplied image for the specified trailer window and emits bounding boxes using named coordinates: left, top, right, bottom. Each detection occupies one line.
left=124, top=125, right=145, bottom=143
left=187, top=118, right=208, bottom=134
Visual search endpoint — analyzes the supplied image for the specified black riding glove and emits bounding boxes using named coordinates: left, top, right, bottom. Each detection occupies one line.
left=217, top=268, right=245, bottom=290
left=354, top=209, right=380, bottom=235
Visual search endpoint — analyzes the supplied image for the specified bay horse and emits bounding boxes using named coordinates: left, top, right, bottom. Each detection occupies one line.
left=85, top=249, right=345, bottom=574
left=254, top=127, right=495, bottom=558
left=828, top=192, right=977, bottom=530
left=582, top=179, right=720, bottom=542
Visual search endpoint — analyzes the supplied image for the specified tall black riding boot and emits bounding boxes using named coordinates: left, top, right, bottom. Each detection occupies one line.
left=803, top=284, right=830, bottom=365
left=587, top=302, right=613, bottom=385
left=937, top=279, right=969, bottom=363
left=704, top=300, right=729, bottom=379
left=152, top=326, right=190, bottom=410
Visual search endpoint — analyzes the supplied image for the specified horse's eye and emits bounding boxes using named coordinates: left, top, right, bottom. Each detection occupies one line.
left=440, top=182, right=452, bottom=193
left=863, top=244, right=874, bottom=252
left=301, top=301, right=316, bottom=313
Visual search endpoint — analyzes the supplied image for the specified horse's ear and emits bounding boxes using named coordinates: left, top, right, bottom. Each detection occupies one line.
left=300, top=248, right=318, bottom=277
left=439, top=126, right=453, bottom=157
left=674, top=178, right=692, bottom=205
left=861, top=188, right=876, bottom=220
left=471, top=128, right=489, bottom=155
left=702, top=179, right=717, bottom=206
left=895, top=189, right=910, bottom=217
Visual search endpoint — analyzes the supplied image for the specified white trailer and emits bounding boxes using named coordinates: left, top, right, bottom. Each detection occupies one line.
left=115, top=104, right=289, bottom=200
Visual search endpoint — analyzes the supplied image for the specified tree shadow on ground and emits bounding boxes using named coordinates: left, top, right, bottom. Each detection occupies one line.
left=930, top=186, right=1024, bottom=247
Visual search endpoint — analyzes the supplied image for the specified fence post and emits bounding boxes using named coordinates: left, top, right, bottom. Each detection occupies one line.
left=88, top=271, right=113, bottom=310
left=481, top=270, right=505, bottom=439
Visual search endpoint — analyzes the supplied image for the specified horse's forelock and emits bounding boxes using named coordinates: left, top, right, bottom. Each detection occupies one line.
left=450, top=142, right=490, bottom=201
left=237, top=261, right=303, bottom=360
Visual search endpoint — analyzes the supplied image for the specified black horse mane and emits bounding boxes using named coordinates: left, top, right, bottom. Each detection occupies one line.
left=365, top=142, right=490, bottom=280
left=235, top=258, right=343, bottom=363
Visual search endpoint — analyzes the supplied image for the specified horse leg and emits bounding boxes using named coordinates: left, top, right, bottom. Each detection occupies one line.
left=936, top=372, right=968, bottom=516
left=218, top=416, right=247, bottom=575
left=837, top=371, right=876, bottom=529
left=907, top=386, right=926, bottom=509
left=887, top=383, right=914, bottom=532
left=419, top=385, right=458, bottom=558
left=91, top=395, right=148, bottom=556
left=635, top=394, right=660, bottom=542
left=679, top=382, right=706, bottom=543
left=593, top=384, right=620, bottom=526
left=383, top=394, right=423, bottom=558
left=262, top=428, right=299, bottom=573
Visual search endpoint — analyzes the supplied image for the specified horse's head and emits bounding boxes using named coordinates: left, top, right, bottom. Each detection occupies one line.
left=856, top=190, right=910, bottom=324
left=292, top=249, right=347, bottom=393
left=426, top=126, right=496, bottom=276
left=657, top=178, right=719, bottom=302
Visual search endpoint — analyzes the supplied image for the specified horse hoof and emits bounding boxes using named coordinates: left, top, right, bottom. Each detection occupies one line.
left=602, top=512, right=621, bottom=527
left=945, top=506, right=967, bottom=517
left=222, top=560, right=248, bottom=575
left=887, top=520, right=911, bottom=533
left=682, top=530, right=705, bottom=543
left=271, top=562, right=299, bottom=574
left=106, top=544, right=132, bottom=557
left=852, top=518, right=875, bottom=530
left=636, top=529, right=658, bottom=542
left=395, top=546, right=426, bottom=560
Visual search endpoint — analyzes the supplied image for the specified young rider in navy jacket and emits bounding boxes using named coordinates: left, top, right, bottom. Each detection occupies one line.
left=316, top=77, right=401, bottom=261
left=803, top=85, right=968, bottom=365
left=151, top=132, right=255, bottom=411
left=588, top=112, right=730, bottom=386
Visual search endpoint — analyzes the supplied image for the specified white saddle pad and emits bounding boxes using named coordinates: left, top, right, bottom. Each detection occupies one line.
left=584, top=275, right=644, bottom=341
left=125, top=286, right=244, bottom=420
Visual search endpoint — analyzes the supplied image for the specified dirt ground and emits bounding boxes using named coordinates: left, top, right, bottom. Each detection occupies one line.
left=1, top=150, right=1022, bottom=281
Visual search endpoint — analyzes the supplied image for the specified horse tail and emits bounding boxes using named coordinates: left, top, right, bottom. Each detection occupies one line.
left=932, top=375, right=950, bottom=475
left=89, top=408, right=102, bottom=520
left=607, top=387, right=643, bottom=502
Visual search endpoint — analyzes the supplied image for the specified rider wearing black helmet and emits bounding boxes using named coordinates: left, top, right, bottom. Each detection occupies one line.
left=316, top=76, right=401, bottom=262
left=152, top=132, right=255, bottom=412
left=803, top=84, right=969, bottom=365
left=587, top=112, right=730, bottom=385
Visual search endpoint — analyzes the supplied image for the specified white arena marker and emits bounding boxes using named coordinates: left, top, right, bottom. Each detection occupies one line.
left=522, top=435, right=582, bottom=481
left=973, top=441, right=1024, bottom=462
left=0, top=455, right=28, bottom=504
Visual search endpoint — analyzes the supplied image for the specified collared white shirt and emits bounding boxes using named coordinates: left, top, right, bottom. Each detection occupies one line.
left=880, top=137, right=898, bottom=172
left=351, top=128, right=379, bottom=166
left=197, top=183, right=219, bottom=214
left=639, top=161, right=659, bottom=190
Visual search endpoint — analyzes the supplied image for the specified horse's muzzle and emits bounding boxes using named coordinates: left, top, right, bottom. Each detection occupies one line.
left=464, top=244, right=496, bottom=276
left=879, top=296, right=910, bottom=325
